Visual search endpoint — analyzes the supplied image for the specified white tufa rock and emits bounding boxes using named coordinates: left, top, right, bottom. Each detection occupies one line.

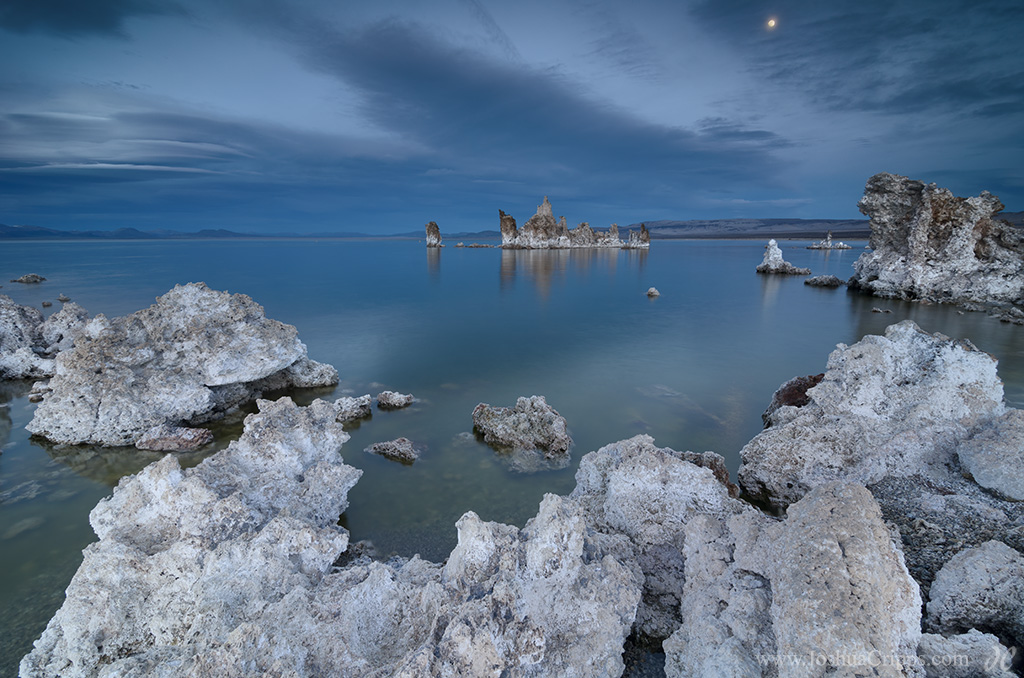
left=755, top=239, right=811, bottom=275
left=498, top=197, right=636, bottom=249
left=646, top=287, right=661, bottom=297
left=376, top=390, right=414, bottom=409
left=472, top=395, right=572, bottom=457
left=425, top=221, right=443, bottom=247
left=26, top=283, right=337, bottom=446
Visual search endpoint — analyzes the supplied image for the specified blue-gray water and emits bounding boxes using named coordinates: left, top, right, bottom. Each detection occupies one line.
left=2, top=239, right=1022, bottom=676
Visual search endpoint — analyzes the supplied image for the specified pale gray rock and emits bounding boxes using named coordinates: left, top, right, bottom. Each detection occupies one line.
left=0, top=294, right=51, bottom=379
left=918, top=630, right=1016, bottom=678
left=646, top=286, right=660, bottom=297
left=571, top=434, right=744, bottom=638
left=760, top=372, right=823, bottom=427
left=377, top=390, right=414, bottom=409
left=366, top=437, right=420, bottom=463
left=20, top=397, right=363, bottom=678
left=11, top=273, right=45, bottom=283
left=739, top=320, right=1005, bottom=509
left=755, top=239, right=811, bottom=275
left=57, top=294, right=70, bottom=303
left=926, top=541, right=1024, bottom=645
left=333, top=394, right=372, bottom=422
left=956, top=409, right=1024, bottom=501
left=472, top=395, right=572, bottom=456
left=135, top=424, right=214, bottom=451
left=850, top=172, right=1024, bottom=308
left=26, top=283, right=338, bottom=446
left=804, top=274, right=845, bottom=287
left=665, top=483, right=924, bottom=678
left=425, top=220, right=442, bottom=247
left=39, top=302, right=89, bottom=355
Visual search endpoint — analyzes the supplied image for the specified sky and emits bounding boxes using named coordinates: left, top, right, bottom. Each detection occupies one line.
left=1, top=0, right=1022, bottom=234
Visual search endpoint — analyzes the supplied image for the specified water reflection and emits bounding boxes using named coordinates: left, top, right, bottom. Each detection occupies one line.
left=0, top=381, right=30, bottom=451
left=426, top=247, right=440, bottom=281
left=758, top=273, right=784, bottom=308
left=499, top=247, right=647, bottom=298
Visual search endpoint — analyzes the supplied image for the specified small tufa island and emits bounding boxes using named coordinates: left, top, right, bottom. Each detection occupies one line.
left=499, top=197, right=650, bottom=250
left=807, top=231, right=852, bottom=249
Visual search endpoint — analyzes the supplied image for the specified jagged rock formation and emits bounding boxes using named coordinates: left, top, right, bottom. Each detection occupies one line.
left=755, top=239, right=811, bottom=274
left=424, top=221, right=442, bottom=247
left=10, top=273, right=45, bottom=283
left=365, top=437, right=420, bottom=463
left=623, top=224, right=651, bottom=250
left=739, top=320, right=1024, bottom=598
left=499, top=197, right=635, bottom=249
left=26, top=283, right=337, bottom=447
left=807, top=231, right=852, bottom=249
left=804, top=274, right=844, bottom=287
left=376, top=390, right=414, bottom=409
left=472, top=395, right=572, bottom=456
left=849, top=172, right=1024, bottom=310
left=1, top=296, right=89, bottom=380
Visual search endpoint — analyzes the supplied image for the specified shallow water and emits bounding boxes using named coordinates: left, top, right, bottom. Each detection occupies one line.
left=1, top=238, right=1022, bottom=675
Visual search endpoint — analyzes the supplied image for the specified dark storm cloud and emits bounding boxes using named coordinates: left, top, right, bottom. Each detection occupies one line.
left=262, top=12, right=789, bottom=198
left=689, top=0, right=1024, bottom=119
left=0, top=0, right=182, bottom=38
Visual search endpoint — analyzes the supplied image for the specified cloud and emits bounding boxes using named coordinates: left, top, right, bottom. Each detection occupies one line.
left=0, top=0, right=183, bottom=38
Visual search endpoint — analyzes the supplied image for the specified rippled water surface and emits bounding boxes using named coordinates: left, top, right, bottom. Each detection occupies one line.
left=2, top=238, right=1022, bottom=675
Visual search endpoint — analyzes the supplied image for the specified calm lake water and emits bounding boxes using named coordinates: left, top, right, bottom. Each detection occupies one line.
left=2, top=238, right=1023, bottom=675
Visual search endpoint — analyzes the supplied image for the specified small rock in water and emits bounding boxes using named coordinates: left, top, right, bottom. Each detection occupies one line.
left=57, top=293, right=71, bottom=302
left=10, top=273, right=46, bottom=284
left=646, top=287, right=660, bottom=297
left=41, top=301, right=52, bottom=308
left=135, top=424, right=214, bottom=451
left=755, top=240, right=811, bottom=275
left=377, top=390, right=414, bottom=409
left=365, top=437, right=421, bottom=463
left=803, top=274, right=844, bottom=288
left=472, top=395, right=572, bottom=456
left=870, top=307, right=893, bottom=313
left=2, top=516, right=45, bottom=540
left=333, top=394, right=372, bottom=422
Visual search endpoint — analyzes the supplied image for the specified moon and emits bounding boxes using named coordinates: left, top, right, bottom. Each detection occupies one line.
left=767, top=18, right=777, bottom=28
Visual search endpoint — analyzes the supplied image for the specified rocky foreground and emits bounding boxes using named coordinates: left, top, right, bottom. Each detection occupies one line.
left=25, top=283, right=337, bottom=447
left=849, top=172, right=1024, bottom=317
left=0, top=295, right=89, bottom=380
left=21, top=321, right=1024, bottom=677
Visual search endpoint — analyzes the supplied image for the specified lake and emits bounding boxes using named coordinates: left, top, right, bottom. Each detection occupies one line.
left=2, top=238, right=1022, bottom=675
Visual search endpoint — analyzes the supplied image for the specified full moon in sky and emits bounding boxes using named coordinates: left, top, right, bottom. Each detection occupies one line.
left=767, top=18, right=777, bottom=28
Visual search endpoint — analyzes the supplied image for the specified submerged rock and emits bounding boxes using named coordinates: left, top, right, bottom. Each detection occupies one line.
left=755, top=239, right=811, bottom=275
left=26, top=283, right=337, bottom=447
left=849, top=172, right=1024, bottom=309
left=376, top=390, right=414, bottom=409
left=804, top=274, right=844, bottom=287
left=57, top=294, right=71, bottom=303
left=424, top=221, right=443, bottom=248
left=365, top=437, right=420, bottom=463
left=11, top=274, right=46, bottom=284
left=135, top=424, right=214, bottom=451
left=472, top=395, right=572, bottom=456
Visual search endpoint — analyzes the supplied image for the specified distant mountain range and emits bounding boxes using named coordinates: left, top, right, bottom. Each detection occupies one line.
left=2, top=213, right=1021, bottom=240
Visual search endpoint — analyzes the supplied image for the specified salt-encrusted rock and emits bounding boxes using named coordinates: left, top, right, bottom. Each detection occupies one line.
left=472, top=395, right=572, bottom=456
left=26, top=283, right=338, bottom=447
left=646, top=287, right=660, bottom=297
left=739, top=320, right=1005, bottom=509
left=499, top=197, right=626, bottom=249
left=571, top=434, right=744, bottom=638
left=849, top=172, right=1024, bottom=308
left=0, top=294, right=52, bottom=379
left=623, top=224, right=651, bottom=249
left=956, top=409, right=1024, bottom=501
left=804, top=274, right=845, bottom=287
left=665, top=482, right=924, bottom=678
left=11, top=273, right=46, bottom=283
left=926, top=541, right=1024, bottom=646
left=377, top=390, right=414, bottom=409
left=333, top=394, right=372, bottom=421
left=39, top=302, right=89, bottom=355
left=755, top=239, right=811, bottom=275
left=57, top=293, right=70, bottom=303
left=135, top=424, right=214, bottom=451
left=425, top=221, right=442, bottom=247
left=760, top=372, right=823, bottom=427
left=917, top=630, right=1016, bottom=678
left=366, top=437, right=420, bottom=463
left=20, top=397, right=363, bottom=678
